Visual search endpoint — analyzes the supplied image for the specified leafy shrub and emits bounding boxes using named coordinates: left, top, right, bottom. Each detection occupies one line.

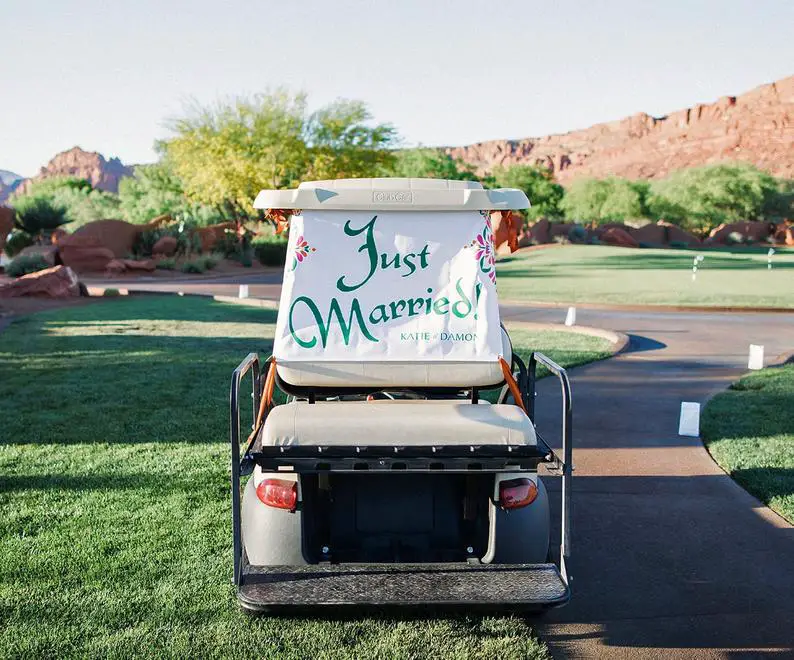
left=568, top=225, right=587, bottom=243
left=132, top=226, right=191, bottom=259
left=103, top=288, right=121, bottom=297
left=253, top=235, right=288, bottom=266
left=4, top=231, right=34, bottom=257
left=202, top=255, right=219, bottom=270
left=6, top=254, right=50, bottom=278
left=180, top=259, right=206, bottom=274
left=156, top=258, right=176, bottom=270
left=12, top=196, right=71, bottom=237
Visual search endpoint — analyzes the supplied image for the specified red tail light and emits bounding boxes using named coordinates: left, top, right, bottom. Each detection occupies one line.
left=499, top=478, right=538, bottom=510
left=256, top=478, right=298, bottom=512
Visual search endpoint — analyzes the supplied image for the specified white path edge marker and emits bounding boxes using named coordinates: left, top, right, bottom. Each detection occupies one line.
left=748, top=344, right=764, bottom=370
left=564, top=306, right=576, bottom=327
left=239, top=284, right=249, bottom=299
left=679, top=402, right=701, bottom=437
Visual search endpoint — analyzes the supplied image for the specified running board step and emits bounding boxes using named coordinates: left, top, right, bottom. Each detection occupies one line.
left=238, top=563, right=569, bottom=611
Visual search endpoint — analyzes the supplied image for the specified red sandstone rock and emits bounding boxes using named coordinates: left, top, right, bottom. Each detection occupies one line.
left=69, top=219, right=145, bottom=258
left=194, top=223, right=236, bottom=253
left=601, top=227, right=639, bottom=248
left=443, top=76, right=794, bottom=182
left=152, top=236, right=178, bottom=256
left=0, top=265, right=81, bottom=298
left=121, top=259, right=156, bottom=271
left=631, top=221, right=701, bottom=246
left=15, top=146, right=133, bottom=196
left=105, top=259, right=127, bottom=275
left=706, top=221, right=773, bottom=244
left=58, top=235, right=116, bottom=272
left=524, top=218, right=551, bottom=245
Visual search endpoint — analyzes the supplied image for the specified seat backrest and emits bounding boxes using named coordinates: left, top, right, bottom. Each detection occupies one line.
left=276, top=327, right=512, bottom=389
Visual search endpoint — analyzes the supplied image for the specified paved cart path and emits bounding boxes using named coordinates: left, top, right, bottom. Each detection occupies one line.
left=92, top=274, right=794, bottom=658
left=501, top=305, right=794, bottom=659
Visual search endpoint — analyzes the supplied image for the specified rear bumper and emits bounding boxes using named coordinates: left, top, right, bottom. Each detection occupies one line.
left=237, top=562, right=570, bottom=612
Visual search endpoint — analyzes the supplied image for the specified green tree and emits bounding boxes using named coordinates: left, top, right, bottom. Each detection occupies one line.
left=118, top=161, right=222, bottom=225
left=561, top=177, right=648, bottom=223
left=162, top=91, right=397, bottom=218
left=389, top=148, right=483, bottom=182
left=648, top=163, right=782, bottom=234
left=12, top=177, right=121, bottom=229
left=491, top=165, right=564, bottom=219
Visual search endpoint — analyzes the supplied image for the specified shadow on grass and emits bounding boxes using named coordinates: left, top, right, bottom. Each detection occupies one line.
left=0, top=297, right=276, bottom=447
left=730, top=468, right=794, bottom=510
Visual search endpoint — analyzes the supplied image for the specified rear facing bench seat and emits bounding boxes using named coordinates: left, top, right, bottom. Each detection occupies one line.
left=260, top=400, right=536, bottom=448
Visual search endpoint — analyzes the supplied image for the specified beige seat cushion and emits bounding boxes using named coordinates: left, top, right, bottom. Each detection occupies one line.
left=262, top=400, right=536, bottom=447
left=276, top=328, right=513, bottom=388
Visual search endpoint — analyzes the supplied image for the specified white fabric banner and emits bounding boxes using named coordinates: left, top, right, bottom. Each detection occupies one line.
left=274, top=210, right=502, bottom=361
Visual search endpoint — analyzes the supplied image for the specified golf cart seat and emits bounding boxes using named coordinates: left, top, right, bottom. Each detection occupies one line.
left=261, top=400, right=537, bottom=448
left=275, top=327, right=514, bottom=389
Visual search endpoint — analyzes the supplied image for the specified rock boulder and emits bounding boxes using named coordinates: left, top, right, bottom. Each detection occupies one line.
left=0, top=265, right=82, bottom=298
left=601, top=227, right=639, bottom=248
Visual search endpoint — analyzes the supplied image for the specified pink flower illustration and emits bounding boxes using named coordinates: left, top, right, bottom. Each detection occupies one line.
left=292, top=235, right=316, bottom=270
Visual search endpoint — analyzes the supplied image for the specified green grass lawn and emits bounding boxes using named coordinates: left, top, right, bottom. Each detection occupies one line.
left=496, top=245, right=794, bottom=308
left=702, top=364, right=794, bottom=524
left=0, top=297, right=615, bottom=658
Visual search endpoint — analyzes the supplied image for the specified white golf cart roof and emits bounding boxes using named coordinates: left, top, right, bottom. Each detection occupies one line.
left=253, top=177, right=530, bottom=212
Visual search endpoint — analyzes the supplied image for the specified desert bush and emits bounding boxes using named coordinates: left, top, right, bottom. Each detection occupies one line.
left=202, top=254, right=219, bottom=270
left=253, top=234, right=288, bottom=266
left=12, top=177, right=120, bottom=230
left=132, top=225, right=191, bottom=259
left=12, top=196, right=71, bottom=238
left=6, top=254, right=50, bottom=278
left=4, top=231, right=34, bottom=257
left=156, top=258, right=176, bottom=270
left=180, top=259, right=206, bottom=274
left=568, top=225, right=587, bottom=243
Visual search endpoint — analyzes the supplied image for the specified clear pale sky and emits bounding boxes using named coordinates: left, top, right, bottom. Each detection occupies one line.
left=1, top=0, right=792, bottom=176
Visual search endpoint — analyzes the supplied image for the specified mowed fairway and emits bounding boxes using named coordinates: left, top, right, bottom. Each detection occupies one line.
left=496, top=245, right=794, bottom=308
left=0, top=296, right=613, bottom=659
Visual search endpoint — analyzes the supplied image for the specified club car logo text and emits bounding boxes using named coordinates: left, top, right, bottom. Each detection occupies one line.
left=288, top=215, right=482, bottom=348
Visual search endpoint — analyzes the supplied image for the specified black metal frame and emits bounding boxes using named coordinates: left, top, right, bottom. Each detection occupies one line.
left=229, top=349, right=573, bottom=590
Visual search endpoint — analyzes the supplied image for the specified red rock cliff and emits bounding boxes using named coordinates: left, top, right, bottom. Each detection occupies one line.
left=16, top=146, right=133, bottom=194
left=444, top=76, right=794, bottom=182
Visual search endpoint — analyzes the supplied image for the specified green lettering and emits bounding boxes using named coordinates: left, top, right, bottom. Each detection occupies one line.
left=407, top=297, right=425, bottom=317
left=418, top=244, right=431, bottom=269
left=369, top=304, right=390, bottom=325
left=389, top=299, right=407, bottom=320
left=433, top=296, right=450, bottom=314
left=336, top=216, right=378, bottom=293
left=452, top=278, right=473, bottom=318
left=402, top=253, right=416, bottom=277
left=289, top=295, right=378, bottom=348
left=381, top=252, right=401, bottom=269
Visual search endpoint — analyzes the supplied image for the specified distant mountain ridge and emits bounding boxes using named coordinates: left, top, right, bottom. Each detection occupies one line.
left=0, top=170, right=23, bottom=203
left=444, top=75, right=794, bottom=182
left=10, top=146, right=134, bottom=200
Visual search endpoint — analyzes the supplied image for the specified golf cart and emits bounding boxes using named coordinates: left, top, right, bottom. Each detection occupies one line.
left=229, top=178, right=572, bottom=611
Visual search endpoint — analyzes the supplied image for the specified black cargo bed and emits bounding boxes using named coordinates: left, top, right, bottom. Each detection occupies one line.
left=238, top=562, right=569, bottom=611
